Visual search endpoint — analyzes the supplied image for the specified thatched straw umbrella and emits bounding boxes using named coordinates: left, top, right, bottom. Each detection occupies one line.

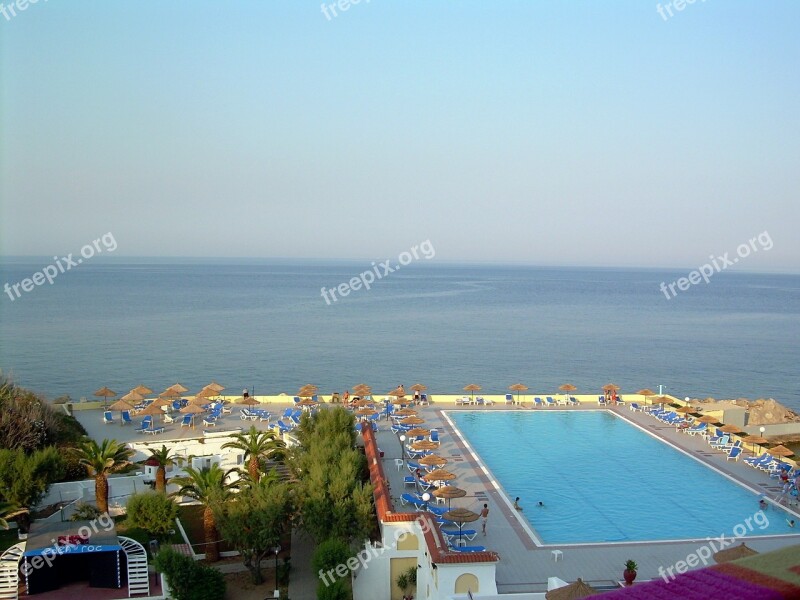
left=418, top=454, right=447, bottom=467
left=463, top=384, right=481, bottom=401
left=94, top=386, right=117, bottom=409
left=713, top=542, right=758, bottom=563
left=441, top=507, right=479, bottom=546
left=132, top=385, right=153, bottom=397
left=406, top=427, right=430, bottom=438
left=545, top=578, right=599, bottom=599
left=509, top=383, right=528, bottom=403
left=206, top=381, right=225, bottom=393
left=167, top=383, right=189, bottom=394
left=741, top=435, right=768, bottom=454
left=121, top=390, right=144, bottom=404
left=400, top=416, right=425, bottom=426
left=432, top=485, right=466, bottom=509
left=411, top=440, right=439, bottom=452
left=108, top=399, right=134, bottom=425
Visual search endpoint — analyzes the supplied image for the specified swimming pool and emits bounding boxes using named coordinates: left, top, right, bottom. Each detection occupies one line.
left=447, top=410, right=797, bottom=544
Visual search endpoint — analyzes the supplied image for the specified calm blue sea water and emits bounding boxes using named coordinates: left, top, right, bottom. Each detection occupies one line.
left=1, top=259, right=798, bottom=412
left=449, top=410, right=797, bottom=543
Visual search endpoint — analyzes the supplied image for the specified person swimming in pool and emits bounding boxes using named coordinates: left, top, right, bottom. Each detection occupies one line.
left=538, top=501, right=544, bottom=507
left=759, top=499, right=768, bottom=511
left=513, top=497, right=523, bottom=511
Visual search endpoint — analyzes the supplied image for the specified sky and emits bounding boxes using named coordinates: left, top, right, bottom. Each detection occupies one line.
left=1, top=1, right=799, bottom=271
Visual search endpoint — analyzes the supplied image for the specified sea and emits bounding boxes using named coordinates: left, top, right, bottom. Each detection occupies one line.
left=1, top=258, right=799, bottom=413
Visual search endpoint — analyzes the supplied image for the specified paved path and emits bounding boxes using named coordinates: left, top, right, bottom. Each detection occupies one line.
left=287, top=529, right=318, bottom=600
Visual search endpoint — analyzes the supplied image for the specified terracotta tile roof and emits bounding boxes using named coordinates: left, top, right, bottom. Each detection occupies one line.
left=362, top=427, right=499, bottom=564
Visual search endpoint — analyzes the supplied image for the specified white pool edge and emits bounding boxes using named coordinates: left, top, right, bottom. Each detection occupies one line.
left=441, top=408, right=800, bottom=548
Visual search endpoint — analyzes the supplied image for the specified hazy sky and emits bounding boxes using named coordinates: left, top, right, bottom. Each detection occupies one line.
left=1, top=1, right=798, bottom=270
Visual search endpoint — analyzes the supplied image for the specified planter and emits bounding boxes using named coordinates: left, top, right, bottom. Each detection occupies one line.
left=623, top=569, right=637, bottom=585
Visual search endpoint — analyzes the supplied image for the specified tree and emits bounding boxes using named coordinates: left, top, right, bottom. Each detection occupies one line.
left=214, top=481, right=292, bottom=584
left=126, top=492, right=178, bottom=540
left=171, top=464, right=235, bottom=562
left=221, top=426, right=285, bottom=482
left=147, top=445, right=181, bottom=494
left=290, top=407, right=373, bottom=544
left=153, top=547, right=226, bottom=600
left=0, top=446, right=66, bottom=532
left=0, top=375, right=87, bottom=451
left=70, top=438, right=134, bottom=514
left=0, top=500, right=24, bottom=530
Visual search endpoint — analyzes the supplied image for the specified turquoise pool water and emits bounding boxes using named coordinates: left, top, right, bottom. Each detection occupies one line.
left=448, top=410, right=797, bottom=544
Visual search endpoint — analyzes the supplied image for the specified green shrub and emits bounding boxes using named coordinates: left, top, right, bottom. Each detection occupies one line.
left=317, top=578, right=350, bottom=600
left=125, top=492, right=178, bottom=540
left=153, top=547, right=225, bottom=600
left=311, top=538, right=352, bottom=575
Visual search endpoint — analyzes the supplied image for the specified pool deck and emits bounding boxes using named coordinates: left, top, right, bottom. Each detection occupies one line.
left=74, top=402, right=800, bottom=593
left=377, top=403, right=800, bottom=594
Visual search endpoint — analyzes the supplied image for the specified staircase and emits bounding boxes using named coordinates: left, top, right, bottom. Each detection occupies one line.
left=0, top=543, right=25, bottom=600
left=118, top=536, right=150, bottom=597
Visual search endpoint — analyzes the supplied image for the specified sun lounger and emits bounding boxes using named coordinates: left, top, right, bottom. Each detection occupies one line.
left=726, top=446, right=742, bottom=461
left=430, top=430, right=440, bottom=443
left=598, top=396, right=607, bottom=405
left=568, top=396, right=579, bottom=406
left=441, top=529, right=477, bottom=541
left=449, top=543, right=487, bottom=553
left=145, top=424, right=165, bottom=435
left=684, top=423, right=706, bottom=436
left=180, top=414, right=193, bottom=428
left=103, top=411, right=114, bottom=424
left=121, top=410, right=133, bottom=425
left=505, top=394, right=514, bottom=405
left=533, top=397, right=544, bottom=408
left=545, top=396, right=556, bottom=407
left=710, top=435, right=730, bottom=449
left=203, top=416, right=217, bottom=427
left=629, top=402, right=641, bottom=412
left=400, top=493, right=425, bottom=508
left=455, top=396, right=470, bottom=406
left=135, top=416, right=153, bottom=433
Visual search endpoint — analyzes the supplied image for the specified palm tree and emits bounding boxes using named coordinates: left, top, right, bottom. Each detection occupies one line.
left=222, top=426, right=286, bottom=482
left=0, top=500, right=23, bottom=530
left=171, top=464, right=235, bottom=562
left=71, top=438, right=134, bottom=514
left=147, top=445, right=181, bottom=494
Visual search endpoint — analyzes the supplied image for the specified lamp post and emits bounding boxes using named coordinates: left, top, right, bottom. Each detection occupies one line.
left=421, top=492, right=431, bottom=512
left=273, top=544, right=281, bottom=596
left=399, top=434, right=407, bottom=468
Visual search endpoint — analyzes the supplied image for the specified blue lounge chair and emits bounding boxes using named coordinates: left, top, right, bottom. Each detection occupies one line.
left=135, top=416, right=153, bottom=433
left=180, top=414, right=193, bottom=428
left=400, top=493, right=425, bottom=509
left=407, top=461, right=422, bottom=472
left=629, top=402, right=641, bottom=412
left=710, top=435, right=730, bottom=449
left=545, top=396, right=556, bottom=407
left=533, top=397, right=544, bottom=408
left=450, top=545, right=487, bottom=553
left=203, top=416, right=217, bottom=427
left=598, top=396, right=607, bottom=405
left=505, top=394, right=514, bottom=405
left=419, top=393, right=429, bottom=406
left=685, top=423, right=707, bottom=436
left=430, top=430, right=440, bottom=443
left=567, top=396, right=579, bottom=406
left=475, top=396, right=485, bottom=406
left=727, top=446, right=742, bottom=461
left=276, top=420, right=292, bottom=434
left=103, top=411, right=114, bottom=424
left=146, top=423, right=165, bottom=434
left=427, top=504, right=448, bottom=516
left=404, top=476, right=417, bottom=487
left=121, top=410, right=133, bottom=425
left=441, top=529, right=478, bottom=541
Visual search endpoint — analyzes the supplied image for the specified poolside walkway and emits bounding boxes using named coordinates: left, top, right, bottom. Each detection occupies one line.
left=376, top=401, right=800, bottom=593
